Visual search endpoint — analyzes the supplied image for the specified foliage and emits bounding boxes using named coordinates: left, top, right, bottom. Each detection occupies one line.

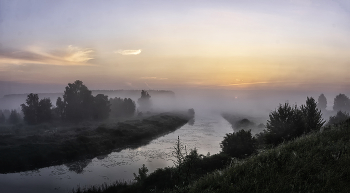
left=327, top=111, right=350, bottom=125
left=8, top=110, right=21, bottom=124
left=234, top=118, right=255, bottom=130
left=133, top=164, right=149, bottom=183
left=21, top=93, right=39, bottom=124
left=333, top=93, right=350, bottom=112
left=62, top=80, right=95, bottom=122
left=109, top=97, right=135, bottom=118
left=0, top=111, right=6, bottom=124
left=220, top=130, right=257, bottom=158
left=55, top=97, right=65, bottom=120
left=264, top=97, right=325, bottom=146
left=317, top=93, right=327, bottom=110
left=38, top=98, right=52, bottom=123
left=137, top=90, right=152, bottom=112
left=93, top=94, right=111, bottom=120
left=265, top=103, right=305, bottom=145
left=171, top=121, right=350, bottom=193
left=21, top=93, right=52, bottom=124
left=301, top=97, right=325, bottom=133
left=188, top=108, right=195, bottom=117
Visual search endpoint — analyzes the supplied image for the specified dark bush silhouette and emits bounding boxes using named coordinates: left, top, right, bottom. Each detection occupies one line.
left=93, top=94, right=111, bottom=120
left=220, top=130, right=257, bottom=158
left=8, top=110, right=20, bottom=124
left=327, top=111, right=350, bottom=125
left=234, top=118, right=255, bottom=130
left=21, top=93, right=52, bottom=124
left=301, top=97, right=325, bottom=133
left=21, top=93, right=39, bottom=124
left=333, top=93, right=350, bottom=112
left=264, top=97, right=325, bottom=146
left=0, top=111, right=6, bottom=124
left=109, top=97, right=135, bottom=118
left=317, top=93, right=327, bottom=111
left=38, top=98, right=52, bottom=123
left=137, top=90, right=152, bottom=112
left=62, top=80, right=95, bottom=121
left=265, top=103, right=304, bottom=145
left=55, top=97, right=65, bottom=120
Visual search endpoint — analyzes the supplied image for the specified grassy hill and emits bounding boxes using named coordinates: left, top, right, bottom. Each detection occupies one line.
left=173, top=119, right=350, bottom=193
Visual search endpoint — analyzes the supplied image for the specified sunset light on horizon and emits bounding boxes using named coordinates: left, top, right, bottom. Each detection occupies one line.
left=1, top=0, right=349, bottom=93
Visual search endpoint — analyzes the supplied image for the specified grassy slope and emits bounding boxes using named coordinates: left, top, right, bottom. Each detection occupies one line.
left=0, top=113, right=190, bottom=173
left=175, top=120, right=350, bottom=193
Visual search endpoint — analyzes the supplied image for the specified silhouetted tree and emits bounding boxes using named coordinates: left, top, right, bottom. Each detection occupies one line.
left=333, top=94, right=350, bottom=112
left=327, top=111, right=350, bottom=125
left=21, top=93, right=39, bottom=125
left=137, top=90, right=152, bottom=112
left=0, top=111, right=5, bottom=124
left=8, top=110, right=20, bottom=124
left=38, top=98, right=52, bottom=123
left=62, top=80, right=94, bottom=121
left=109, top=97, right=135, bottom=118
left=55, top=97, right=65, bottom=120
left=301, top=97, right=325, bottom=133
left=93, top=94, right=111, bottom=120
left=220, top=130, right=257, bottom=158
left=317, top=94, right=327, bottom=111
left=265, top=103, right=305, bottom=146
left=21, top=94, right=52, bottom=124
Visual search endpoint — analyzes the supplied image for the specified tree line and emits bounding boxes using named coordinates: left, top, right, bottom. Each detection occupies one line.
left=14, top=80, right=145, bottom=125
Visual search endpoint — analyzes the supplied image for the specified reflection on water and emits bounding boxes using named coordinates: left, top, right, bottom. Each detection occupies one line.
left=0, top=113, right=233, bottom=193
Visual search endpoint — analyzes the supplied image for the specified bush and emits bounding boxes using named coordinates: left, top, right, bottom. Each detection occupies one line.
left=327, top=111, right=350, bottom=125
left=220, top=130, right=257, bottom=158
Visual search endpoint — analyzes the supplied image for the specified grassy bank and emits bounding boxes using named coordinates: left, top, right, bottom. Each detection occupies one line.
left=74, top=118, right=350, bottom=193
left=173, top=119, right=350, bottom=193
left=0, top=112, right=191, bottom=173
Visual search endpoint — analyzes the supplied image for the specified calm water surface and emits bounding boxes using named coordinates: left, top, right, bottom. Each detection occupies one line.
left=0, top=112, right=233, bottom=193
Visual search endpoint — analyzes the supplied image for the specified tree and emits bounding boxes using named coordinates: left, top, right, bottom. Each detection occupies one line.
left=137, top=90, right=152, bottom=112
left=301, top=97, right=325, bottom=133
left=38, top=98, right=52, bottom=123
left=220, top=130, right=257, bottom=158
left=93, top=94, right=110, bottom=120
left=62, top=80, right=94, bottom=121
left=265, top=103, right=305, bottom=146
left=333, top=94, right=350, bottom=112
left=109, top=97, right=135, bottom=118
left=0, top=112, right=5, bottom=124
left=55, top=97, right=65, bottom=120
left=8, top=110, right=20, bottom=124
left=317, top=94, right=327, bottom=111
left=327, top=111, right=350, bottom=125
left=21, top=93, right=39, bottom=125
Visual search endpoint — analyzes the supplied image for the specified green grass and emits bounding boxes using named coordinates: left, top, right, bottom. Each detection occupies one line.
left=0, top=112, right=190, bottom=173
left=174, top=119, right=350, bottom=193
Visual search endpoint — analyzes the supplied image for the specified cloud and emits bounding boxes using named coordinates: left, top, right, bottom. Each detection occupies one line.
left=115, top=49, right=141, bottom=55
left=140, top=77, right=168, bottom=80
left=0, top=45, right=94, bottom=66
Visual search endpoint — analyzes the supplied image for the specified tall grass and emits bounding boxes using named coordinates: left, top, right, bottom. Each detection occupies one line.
left=174, top=120, right=350, bottom=193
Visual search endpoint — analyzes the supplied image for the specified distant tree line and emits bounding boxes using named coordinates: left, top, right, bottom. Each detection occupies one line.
left=17, top=80, right=139, bottom=125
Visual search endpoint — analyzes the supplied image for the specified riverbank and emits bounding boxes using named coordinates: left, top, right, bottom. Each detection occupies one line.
left=0, top=112, right=191, bottom=173
left=73, top=118, right=350, bottom=193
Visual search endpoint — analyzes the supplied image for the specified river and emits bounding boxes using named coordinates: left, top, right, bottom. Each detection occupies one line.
left=0, top=112, right=233, bottom=193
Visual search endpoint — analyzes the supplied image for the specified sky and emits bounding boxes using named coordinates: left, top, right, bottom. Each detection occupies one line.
left=0, top=0, right=350, bottom=94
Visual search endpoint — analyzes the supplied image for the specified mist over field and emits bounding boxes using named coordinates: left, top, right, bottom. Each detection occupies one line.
left=1, top=0, right=350, bottom=192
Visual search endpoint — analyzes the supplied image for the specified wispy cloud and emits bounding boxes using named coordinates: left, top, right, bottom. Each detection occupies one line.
left=140, top=77, right=168, bottom=80
left=0, top=45, right=94, bottom=66
left=115, top=49, right=141, bottom=55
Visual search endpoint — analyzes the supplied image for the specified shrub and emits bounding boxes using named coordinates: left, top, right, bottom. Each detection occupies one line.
left=327, top=111, right=350, bottom=125
left=220, top=130, right=257, bottom=158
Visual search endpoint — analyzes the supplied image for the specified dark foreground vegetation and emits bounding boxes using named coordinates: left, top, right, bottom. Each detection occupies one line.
left=72, top=117, right=350, bottom=193
left=0, top=113, right=190, bottom=173
left=72, top=96, right=350, bottom=193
